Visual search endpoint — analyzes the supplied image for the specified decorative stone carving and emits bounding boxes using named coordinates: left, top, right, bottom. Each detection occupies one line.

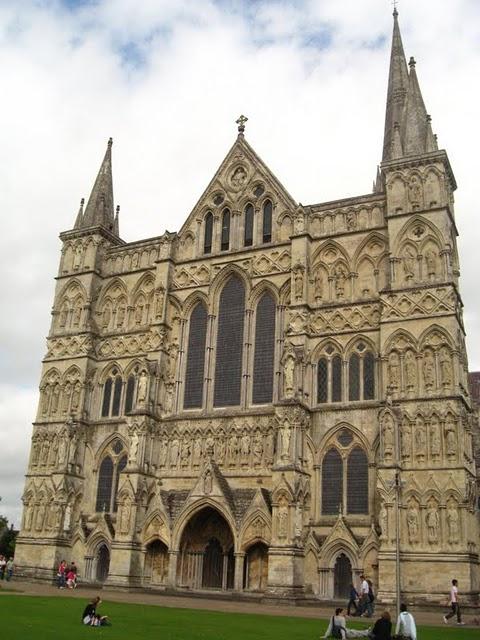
left=439, top=348, right=452, bottom=387
left=423, top=349, right=436, bottom=389
left=277, top=498, right=288, bottom=539
left=334, top=265, right=347, bottom=299
left=425, top=501, right=439, bottom=544
left=429, top=417, right=441, bottom=458
left=279, top=419, right=291, bottom=461
left=444, top=418, right=457, bottom=457
left=137, top=370, right=148, bottom=404
left=381, top=412, right=395, bottom=460
left=407, top=175, right=422, bottom=209
left=404, top=351, right=417, bottom=388
left=415, top=418, right=426, bottom=458
left=406, top=501, right=419, bottom=543
left=446, top=501, right=459, bottom=543
left=388, top=352, right=400, bottom=389
left=379, top=502, right=388, bottom=541
left=128, top=429, right=139, bottom=465
left=282, top=345, right=296, bottom=399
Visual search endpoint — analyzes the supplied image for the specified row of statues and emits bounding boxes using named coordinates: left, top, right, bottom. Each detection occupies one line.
left=40, top=381, right=82, bottom=418
left=387, top=347, right=453, bottom=392
left=31, top=428, right=80, bottom=469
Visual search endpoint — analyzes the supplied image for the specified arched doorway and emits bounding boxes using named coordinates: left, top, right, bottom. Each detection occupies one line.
left=144, top=539, right=169, bottom=586
left=334, top=553, right=352, bottom=599
left=96, top=544, right=110, bottom=583
left=177, top=507, right=234, bottom=590
left=244, top=542, right=268, bottom=591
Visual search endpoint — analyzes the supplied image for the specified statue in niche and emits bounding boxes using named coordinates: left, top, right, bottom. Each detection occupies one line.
left=294, top=268, right=303, bottom=300
left=41, top=385, right=51, bottom=415
left=334, top=265, right=347, bottom=299
left=155, top=287, right=165, bottom=317
left=24, top=503, right=33, bottom=531
left=117, top=305, right=126, bottom=327
left=170, top=439, right=180, bottom=467
left=406, top=502, right=419, bottom=543
left=163, top=383, right=174, bottom=414
left=63, top=503, right=71, bottom=531
left=228, top=434, right=239, bottom=465
left=241, top=433, right=250, bottom=463
left=439, top=348, right=453, bottom=386
left=382, top=413, right=395, bottom=459
left=72, top=304, right=82, bottom=326
left=69, top=431, right=79, bottom=465
left=137, top=370, right=148, bottom=404
left=216, top=437, right=225, bottom=464
left=278, top=501, right=288, bottom=539
left=62, top=383, right=72, bottom=414
left=265, top=431, right=274, bottom=464
left=35, top=502, right=46, bottom=531
left=59, top=306, right=68, bottom=328
left=445, top=419, right=457, bottom=456
left=51, top=384, right=60, bottom=414
left=346, top=211, right=357, bottom=230
left=446, top=501, right=459, bottom=543
left=203, top=469, right=213, bottom=495
left=408, top=175, right=422, bottom=208
left=253, top=433, right=263, bottom=466
left=425, top=248, right=438, bottom=278
left=192, top=438, right=202, bottom=466
left=134, top=303, right=143, bottom=325
left=168, top=341, right=179, bottom=380
left=57, top=431, right=68, bottom=465
left=53, top=502, right=64, bottom=530
left=129, top=429, right=139, bottom=465
left=426, top=502, right=439, bottom=544
left=388, top=352, right=400, bottom=389
left=415, top=420, right=426, bottom=457
left=181, top=440, right=191, bottom=466
left=71, top=383, right=81, bottom=412
left=282, top=348, right=296, bottom=399
left=204, top=435, right=215, bottom=458
left=423, top=350, right=436, bottom=389
left=280, top=419, right=292, bottom=460
left=429, top=418, right=441, bottom=458
left=40, top=439, right=50, bottom=465
left=102, top=305, right=111, bottom=328
left=159, top=439, right=168, bottom=467
left=313, top=268, right=323, bottom=300
left=73, top=244, right=83, bottom=270
left=31, top=439, right=41, bottom=466
left=379, top=502, right=388, bottom=540
left=404, top=351, right=417, bottom=388
left=402, top=246, right=416, bottom=280
left=294, top=504, right=303, bottom=538
left=231, top=166, right=247, bottom=189
left=48, top=436, right=58, bottom=467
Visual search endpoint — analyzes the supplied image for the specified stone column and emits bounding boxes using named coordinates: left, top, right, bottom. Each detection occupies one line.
left=167, top=550, right=178, bottom=588
left=234, top=552, right=245, bottom=591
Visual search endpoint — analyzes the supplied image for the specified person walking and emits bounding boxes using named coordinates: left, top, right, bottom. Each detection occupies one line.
left=347, top=583, right=359, bottom=616
left=358, top=574, right=369, bottom=616
left=395, top=603, right=417, bottom=640
left=5, top=558, right=14, bottom=582
left=443, top=578, right=465, bottom=625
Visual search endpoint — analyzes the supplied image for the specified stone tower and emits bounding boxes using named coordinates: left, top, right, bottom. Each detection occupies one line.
left=15, top=11, right=478, bottom=603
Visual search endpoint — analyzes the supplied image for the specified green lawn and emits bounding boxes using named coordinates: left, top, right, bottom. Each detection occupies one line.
left=0, top=594, right=477, bottom=640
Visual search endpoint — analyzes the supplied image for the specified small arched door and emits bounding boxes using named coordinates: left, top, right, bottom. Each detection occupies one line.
left=96, top=544, right=110, bottom=583
left=202, top=538, right=223, bottom=589
left=334, top=553, right=352, bottom=599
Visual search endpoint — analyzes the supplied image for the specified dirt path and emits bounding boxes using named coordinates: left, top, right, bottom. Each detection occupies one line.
left=1, top=580, right=478, bottom=629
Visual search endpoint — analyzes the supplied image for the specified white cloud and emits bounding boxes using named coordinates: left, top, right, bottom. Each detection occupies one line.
left=0, top=0, right=479, bottom=525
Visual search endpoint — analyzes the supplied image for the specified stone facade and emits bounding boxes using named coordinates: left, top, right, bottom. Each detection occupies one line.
left=15, top=12, right=479, bottom=603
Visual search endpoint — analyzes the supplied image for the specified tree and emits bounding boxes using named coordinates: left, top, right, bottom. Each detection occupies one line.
left=0, top=498, right=17, bottom=557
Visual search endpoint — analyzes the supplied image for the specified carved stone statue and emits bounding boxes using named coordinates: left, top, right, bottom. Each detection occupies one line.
left=51, top=384, right=60, bottom=414
left=408, top=175, right=422, bottom=208
left=423, top=350, right=435, bottom=388
left=181, top=439, right=191, bottom=466
left=253, top=433, right=263, bottom=466
left=241, top=433, right=250, bottom=463
left=265, top=431, right=274, bottom=464
left=119, top=498, right=132, bottom=534
left=439, top=348, right=453, bottom=386
left=137, top=370, right=148, bottom=404
left=58, top=431, right=68, bottom=465
left=129, top=429, right=139, bottom=465
left=228, top=434, right=238, bottom=464
left=294, top=504, right=303, bottom=538
left=346, top=211, right=357, bottom=230
left=426, top=503, right=439, bottom=543
left=216, top=438, right=225, bottom=464
left=379, top=502, right=388, bottom=540
left=407, top=502, right=419, bottom=543
left=294, top=269, right=303, bottom=300
left=388, top=352, right=400, bottom=389
left=334, top=266, right=347, bottom=298
left=445, top=418, right=457, bottom=456
left=280, top=419, right=292, bottom=460
left=382, top=413, right=395, bottom=459
left=193, top=438, right=202, bottom=466
left=278, top=502, right=288, bottom=539
left=170, top=439, right=180, bottom=467
left=102, top=305, right=111, bottom=328
left=159, top=439, right=168, bottom=467
left=447, top=502, right=459, bottom=543
left=313, top=268, right=323, bottom=300
left=415, top=419, right=426, bottom=457
left=429, top=418, right=441, bottom=457
left=203, top=469, right=213, bottom=495
left=404, top=351, right=417, bottom=388
left=134, top=303, right=143, bottom=324
left=205, top=435, right=215, bottom=458
left=282, top=349, right=296, bottom=399
left=59, top=306, right=68, bottom=328
left=425, top=248, right=438, bottom=277
left=155, top=287, right=165, bottom=317
left=402, top=246, right=416, bottom=280
left=71, top=383, right=81, bottom=412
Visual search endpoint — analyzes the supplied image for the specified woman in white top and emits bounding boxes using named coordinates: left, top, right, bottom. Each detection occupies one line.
left=322, top=607, right=370, bottom=639
left=395, top=603, right=417, bottom=640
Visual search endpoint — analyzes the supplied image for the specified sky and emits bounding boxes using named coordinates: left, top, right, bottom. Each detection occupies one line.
left=0, top=0, right=479, bottom=527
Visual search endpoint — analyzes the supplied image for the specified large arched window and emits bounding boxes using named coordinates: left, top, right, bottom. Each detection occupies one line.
left=204, top=212, right=213, bottom=254
left=96, top=456, right=114, bottom=512
left=252, top=292, right=276, bottom=404
left=262, top=200, right=272, bottom=244
left=113, top=455, right=128, bottom=512
left=322, top=448, right=343, bottom=515
left=346, top=447, right=369, bottom=514
left=348, top=344, right=376, bottom=401
left=214, top=276, right=245, bottom=407
left=317, top=352, right=343, bottom=404
left=184, top=302, right=208, bottom=409
left=221, top=208, right=230, bottom=251
left=244, top=204, right=254, bottom=247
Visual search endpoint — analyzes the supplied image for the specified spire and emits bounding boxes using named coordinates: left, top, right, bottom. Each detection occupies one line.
left=81, top=138, right=115, bottom=231
left=73, top=198, right=85, bottom=229
left=382, top=12, right=438, bottom=162
left=382, top=9, right=409, bottom=162
left=113, top=205, right=120, bottom=236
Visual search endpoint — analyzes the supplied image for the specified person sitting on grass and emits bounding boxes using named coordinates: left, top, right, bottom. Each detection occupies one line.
left=82, top=596, right=111, bottom=627
left=394, top=604, right=416, bottom=640
left=322, top=607, right=370, bottom=639
left=368, top=610, right=391, bottom=640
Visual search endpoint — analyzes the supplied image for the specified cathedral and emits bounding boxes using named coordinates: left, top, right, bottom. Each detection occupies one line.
left=15, top=11, right=479, bottom=603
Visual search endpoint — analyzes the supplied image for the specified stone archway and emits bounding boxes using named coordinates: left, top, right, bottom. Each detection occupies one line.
left=333, top=552, right=352, bottom=599
left=144, top=539, right=169, bottom=586
left=243, top=542, right=268, bottom=591
left=177, top=506, right=235, bottom=590
left=96, top=544, right=110, bottom=583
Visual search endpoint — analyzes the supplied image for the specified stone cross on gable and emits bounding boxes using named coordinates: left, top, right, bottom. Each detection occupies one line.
left=236, top=114, right=248, bottom=133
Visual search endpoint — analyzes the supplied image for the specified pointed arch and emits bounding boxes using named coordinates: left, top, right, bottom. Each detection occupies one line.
left=252, top=291, right=276, bottom=404
left=221, top=208, right=230, bottom=251
left=184, top=301, right=208, bottom=409
left=322, top=448, right=343, bottom=515
left=204, top=211, right=213, bottom=254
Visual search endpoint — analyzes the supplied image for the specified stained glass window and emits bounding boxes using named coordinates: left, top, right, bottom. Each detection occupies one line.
left=347, top=447, right=368, bottom=514
left=252, top=292, right=275, bottom=404
left=204, top=212, right=213, bottom=254
left=221, top=208, right=230, bottom=251
left=101, top=378, right=112, bottom=417
left=262, top=200, right=272, bottom=244
left=349, top=353, right=360, bottom=401
left=96, top=456, right=113, bottom=512
left=363, top=352, right=375, bottom=400
left=332, top=355, right=342, bottom=402
left=244, top=204, right=254, bottom=247
left=317, top=358, right=328, bottom=403
left=125, top=375, right=135, bottom=414
left=184, top=302, right=208, bottom=409
left=322, top=448, right=343, bottom=515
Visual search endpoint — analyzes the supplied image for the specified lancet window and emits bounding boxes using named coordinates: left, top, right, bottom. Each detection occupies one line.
left=262, top=200, right=272, bottom=244
left=244, top=203, right=254, bottom=247
left=321, top=439, right=369, bottom=516
left=204, top=211, right=213, bottom=254
left=95, top=442, right=128, bottom=513
left=221, top=208, right=230, bottom=251
left=252, top=292, right=276, bottom=404
left=184, top=302, right=208, bottom=409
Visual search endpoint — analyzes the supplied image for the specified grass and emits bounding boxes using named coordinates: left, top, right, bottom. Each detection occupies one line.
left=0, top=594, right=477, bottom=640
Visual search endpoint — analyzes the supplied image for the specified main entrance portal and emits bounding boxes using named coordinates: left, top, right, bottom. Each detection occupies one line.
left=178, top=507, right=235, bottom=590
left=334, top=553, right=352, bottom=599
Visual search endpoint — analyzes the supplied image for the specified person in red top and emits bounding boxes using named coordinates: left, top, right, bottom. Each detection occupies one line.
left=57, top=560, right=67, bottom=589
left=443, top=578, right=465, bottom=625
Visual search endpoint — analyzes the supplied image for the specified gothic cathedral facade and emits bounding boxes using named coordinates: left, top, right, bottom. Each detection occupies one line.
left=15, top=12, right=479, bottom=603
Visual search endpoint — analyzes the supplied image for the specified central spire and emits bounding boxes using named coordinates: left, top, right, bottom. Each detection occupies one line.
left=80, top=138, right=116, bottom=232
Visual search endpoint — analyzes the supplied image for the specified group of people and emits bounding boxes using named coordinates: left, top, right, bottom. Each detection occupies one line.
left=57, top=560, right=78, bottom=589
left=322, top=577, right=466, bottom=639
left=0, top=556, right=14, bottom=581
left=81, top=596, right=111, bottom=627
